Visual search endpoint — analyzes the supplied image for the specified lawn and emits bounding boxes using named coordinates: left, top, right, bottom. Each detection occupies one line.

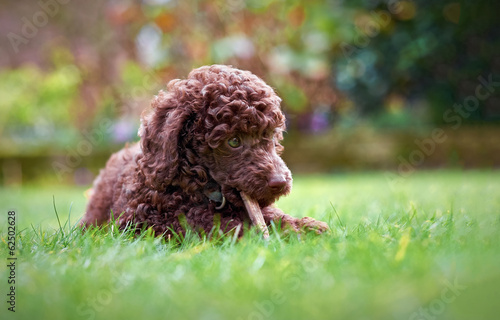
left=1, top=170, right=499, bottom=320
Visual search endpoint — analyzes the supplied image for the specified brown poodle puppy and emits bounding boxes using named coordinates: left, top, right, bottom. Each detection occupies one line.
left=81, top=65, right=328, bottom=237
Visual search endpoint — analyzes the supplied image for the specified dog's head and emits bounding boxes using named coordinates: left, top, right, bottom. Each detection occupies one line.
left=139, top=65, right=292, bottom=208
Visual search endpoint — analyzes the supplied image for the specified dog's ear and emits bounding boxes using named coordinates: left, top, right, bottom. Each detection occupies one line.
left=138, top=90, right=189, bottom=189
left=138, top=88, right=207, bottom=192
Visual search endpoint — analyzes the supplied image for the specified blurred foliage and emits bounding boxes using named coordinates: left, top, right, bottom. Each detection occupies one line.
left=0, top=62, right=81, bottom=152
left=283, top=126, right=500, bottom=172
left=1, top=1, right=498, bottom=135
left=334, top=0, right=500, bottom=124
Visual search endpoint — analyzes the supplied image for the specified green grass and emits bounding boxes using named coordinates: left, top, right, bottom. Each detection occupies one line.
left=1, top=170, right=500, bottom=320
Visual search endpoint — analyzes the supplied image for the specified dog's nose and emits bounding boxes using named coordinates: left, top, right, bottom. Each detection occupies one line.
left=268, top=175, right=287, bottom=192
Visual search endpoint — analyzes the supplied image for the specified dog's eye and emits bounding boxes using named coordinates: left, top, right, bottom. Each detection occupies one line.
left=228, top=137, right=241, bottom=148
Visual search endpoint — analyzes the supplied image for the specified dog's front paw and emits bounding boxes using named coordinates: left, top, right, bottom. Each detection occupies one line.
left=293, top=217, right=330, bottom=234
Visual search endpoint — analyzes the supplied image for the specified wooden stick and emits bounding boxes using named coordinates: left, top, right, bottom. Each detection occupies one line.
left=240, top=191, right=270, bottom=239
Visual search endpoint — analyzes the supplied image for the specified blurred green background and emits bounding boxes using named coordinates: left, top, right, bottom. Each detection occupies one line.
left=0, top=0, right=499, bottom=186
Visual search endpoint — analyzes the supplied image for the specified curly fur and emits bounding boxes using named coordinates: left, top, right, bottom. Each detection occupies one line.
left=81, top=65, right=328, bottom=237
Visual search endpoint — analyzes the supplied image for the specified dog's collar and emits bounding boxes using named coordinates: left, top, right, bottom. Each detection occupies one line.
left=203, top=182, right=226, bottom=210
left=206, top=190, right=226, bottom=210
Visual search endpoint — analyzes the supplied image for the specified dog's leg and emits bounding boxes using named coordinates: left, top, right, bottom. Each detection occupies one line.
left=261, top=206, right=329, bottom=234
left=80, top=168, right=117, bottom=227
left=81, top=145, right=139, bottom=228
